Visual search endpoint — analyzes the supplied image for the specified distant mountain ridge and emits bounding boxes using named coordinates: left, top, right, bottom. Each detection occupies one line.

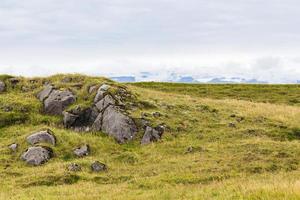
left=109, top=72, right=269, bottom=84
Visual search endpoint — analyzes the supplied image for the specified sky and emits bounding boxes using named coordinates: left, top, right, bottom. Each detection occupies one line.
left=0, top=0, right=300, bottom=82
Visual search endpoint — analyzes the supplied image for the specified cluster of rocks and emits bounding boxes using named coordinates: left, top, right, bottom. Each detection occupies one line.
left=20, top=130, right=56, bottom=166
left=10, top=129, right=107, bottom=170
left=35, top=83, right=165, bottom=145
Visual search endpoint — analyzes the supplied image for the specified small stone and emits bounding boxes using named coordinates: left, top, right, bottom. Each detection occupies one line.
left=228, top=122, right=236, bottom=128
left=8, top=143, right=18, bottom=152
left=74, top=144, right=90, bottom=157
left=91, top=161, right=107, bottom=172
left=152, top=112, right=161, bottom=118
left=61, top=77, right=72, bottom=83
left=68, top=163, right=81, bottom=172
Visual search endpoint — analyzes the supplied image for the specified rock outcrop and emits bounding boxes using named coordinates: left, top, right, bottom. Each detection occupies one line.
left=0, top=81, right=5, bottom=93
left=21, top=146, right=53, bottom=166
left=26, top=130, right=56, bottom=146
left=37, top=85, right=76, bottom=115
left=63, top=84, right=138, bottom=144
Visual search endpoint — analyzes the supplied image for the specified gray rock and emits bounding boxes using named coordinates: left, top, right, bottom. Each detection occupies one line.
left=141, top=126, right=164, bottom=145
left=63, top=107, right=99, bottom=130
left=92, top=112, right=103, bottom=131
left=152, top=112, right=162, bottom=118
left=74, top=144, right=90, bottom=157
left=8, top=78, right=19, bottom=87
left=21, top=146, right=53, bottom=166
left=88, top=85, right=98, bottom=94
left=99, top=84, right=110, bottom=91
left=68, top=163, right=81, bottom=172
left=61, top=77, right=72, bottom=83
left=63, top=111, right=78, bottom=128
left=44, top=90, right=76, bottom=115
left=37, top=85, right=55, bottom=102
left=0, top=81, right=6, bottom=93
left=94, top=84, right=110, bottom=103
left=101, top=105, right=137, bottom=143
left=8, top=143, right=18, bottom=152
left=26, top=130, right=56, bottom=146
left=95, top=95, right=116, bottom=112
left=228, top=122, right=236, bottom=128
left=91, top=161, right=107, bottom=172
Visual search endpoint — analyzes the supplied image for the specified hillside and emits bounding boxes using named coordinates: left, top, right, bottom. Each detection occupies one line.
left=0, top=74, right=300, bottom=200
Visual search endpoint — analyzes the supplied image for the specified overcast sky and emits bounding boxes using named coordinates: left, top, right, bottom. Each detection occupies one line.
left=0, top=0, right=300, bottom=82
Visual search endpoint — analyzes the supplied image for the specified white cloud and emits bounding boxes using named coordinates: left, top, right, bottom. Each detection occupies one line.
left=0, top=0, right=300, bottom=82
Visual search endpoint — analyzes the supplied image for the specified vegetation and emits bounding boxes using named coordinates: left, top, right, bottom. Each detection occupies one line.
left=0, top=74, right=300, bottom=199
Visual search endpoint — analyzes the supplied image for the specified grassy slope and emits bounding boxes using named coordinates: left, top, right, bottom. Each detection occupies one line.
left=0, top=75, right=300, bottom=200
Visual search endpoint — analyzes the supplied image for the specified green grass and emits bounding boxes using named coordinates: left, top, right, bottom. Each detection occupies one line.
left=131, top=82, right=300, bottom=106
left=0, top=75, right=300, bottom=199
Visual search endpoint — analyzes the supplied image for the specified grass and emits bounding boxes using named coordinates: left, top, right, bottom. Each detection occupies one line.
left=0, top=75, right=300, bottom=199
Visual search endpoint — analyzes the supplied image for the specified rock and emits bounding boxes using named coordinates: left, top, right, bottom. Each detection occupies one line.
left=99, top=84, right=110, bottom=91
left=95, top=95, right=116, bottom=112
left=91, top=161, right=107, bottom=172
left=68, top=163, right=81, bottom=172
left=2, top=106, right=13, bottom=112
left=21, top=86, right=30, bottom=92
left=21, top=146, right=53, bottom=166
left=37, top=85, right=55, bottom=102
left=228, top=122, right=236, bottom=128
left=26, top=129, right=56, bottom=146
left=141, top=126, right=164, bottom=145
left=8, top=143, right=18, bottom=152
left=0, top=81, right=6, bottom=93
left=63, top=111, right=78, bottom=128
left=152, top=112, right=162, bottom=118
left=100, top=105, right=137, bottom=143
left=63, top=107, right=99, bottom=130
left=44, top=90, right=76, bottom=115
left=94, top=84, right=110, bottom=103
left=74, top=144, right=90, bottom=157
left=88, top=85, right=98, bottom=94
left=61, top=77, right=72, bottom=83
left=8, top=78, right=19, bottom=87
left=141, top=118, right=150, bottom=129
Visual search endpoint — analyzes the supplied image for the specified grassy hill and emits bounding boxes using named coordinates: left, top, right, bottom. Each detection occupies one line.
left=0, top=74, right=300, bottom=200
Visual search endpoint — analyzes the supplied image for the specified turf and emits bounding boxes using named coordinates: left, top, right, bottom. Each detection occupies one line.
left=0, top=75, right=300, bottom=200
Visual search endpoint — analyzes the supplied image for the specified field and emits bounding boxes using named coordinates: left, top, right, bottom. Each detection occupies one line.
left=0, top=74, right=300, bottom=200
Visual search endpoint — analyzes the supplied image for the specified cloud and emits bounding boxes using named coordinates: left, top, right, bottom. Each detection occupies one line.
left=0, top=0, right=300, bottom=82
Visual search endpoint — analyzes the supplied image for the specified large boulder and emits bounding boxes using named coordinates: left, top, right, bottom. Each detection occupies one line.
left=37, top=85, right=76, bottom=115
left=44, top=90, right=76, bottom=115
left=21, top=146, right=53, bottom=166
left=0, top=81, right=6, bottom=93
left=141, top=126, right=164, bottom=145
left=26, top=130, right=56, bottom=146
left=37, top=85, right=55, bottom=101
left=100, top=105, right=137, bottom=143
